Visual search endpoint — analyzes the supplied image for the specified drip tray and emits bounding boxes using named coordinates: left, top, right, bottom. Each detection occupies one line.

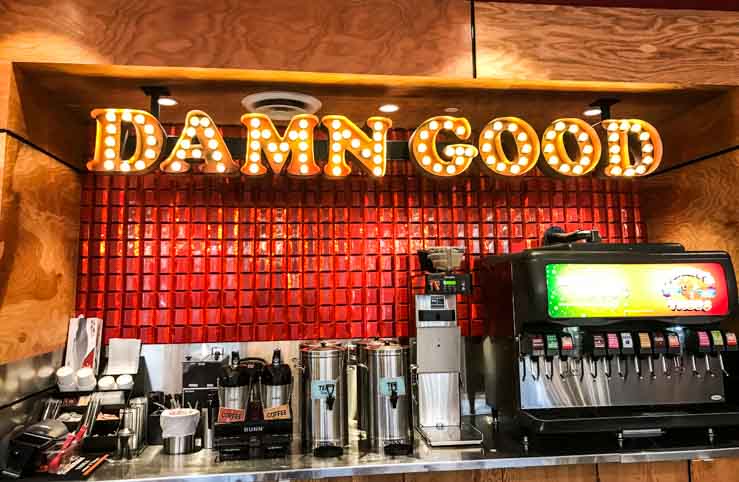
left=418, top=423, right=483, bottom=447
left=520, top=405, right=739, bottom=434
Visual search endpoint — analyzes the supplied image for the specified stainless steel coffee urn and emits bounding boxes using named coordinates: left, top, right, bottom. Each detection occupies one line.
left=365, top=341, right=413, bottom=454
left=355, top=338, right=383, bottom=434
left=299, top=342, right=348, bottom=457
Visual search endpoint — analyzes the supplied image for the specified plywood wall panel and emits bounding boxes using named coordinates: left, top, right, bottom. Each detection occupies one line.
left=0, top=134, right=81, bottom=364
left=641, top=150, right=739, bottom=273
left=0, top=0, right=471, bottom=77
left=475, top=2, right=739, bottom=85
left=598, top=461, right=689, bottom=482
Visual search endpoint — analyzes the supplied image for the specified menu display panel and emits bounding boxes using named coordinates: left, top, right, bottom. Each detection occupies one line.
left=545, top=263, right=730, bottom=319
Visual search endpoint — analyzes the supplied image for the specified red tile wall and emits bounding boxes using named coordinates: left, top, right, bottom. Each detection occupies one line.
left=76, top=134, right=646, bottom=344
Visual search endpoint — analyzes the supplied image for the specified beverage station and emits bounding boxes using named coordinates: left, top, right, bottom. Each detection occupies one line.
left=1, top=232, right=738, bottom=480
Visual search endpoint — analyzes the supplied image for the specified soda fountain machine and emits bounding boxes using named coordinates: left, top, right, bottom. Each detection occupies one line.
left=481, top=229, right=739, bottom=448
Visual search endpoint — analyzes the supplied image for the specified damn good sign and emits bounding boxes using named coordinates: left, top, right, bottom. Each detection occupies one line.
left=89, top=109, right=662, bottom=179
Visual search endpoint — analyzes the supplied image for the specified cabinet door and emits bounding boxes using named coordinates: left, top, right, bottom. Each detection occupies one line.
left=691, top=458, right=739, bottom=482
left=597, top=461, right=688, bottom=482
left=502, top=465, right=596, bottom=482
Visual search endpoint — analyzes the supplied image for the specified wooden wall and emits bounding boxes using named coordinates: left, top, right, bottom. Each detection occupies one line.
left=0, top=133, right=80, bottom=364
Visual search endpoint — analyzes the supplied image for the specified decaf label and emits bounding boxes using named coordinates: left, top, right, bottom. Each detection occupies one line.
left=379, top=377, right=406, bottom=397
left=88, top=109, right=662, bottom=179
left=310, top=380, right=337, bottom=400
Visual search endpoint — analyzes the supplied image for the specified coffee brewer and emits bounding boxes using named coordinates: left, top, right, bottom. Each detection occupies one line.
left=412, top=247, right=483, bottom=447
left=482, top=231, right=739, bottom=447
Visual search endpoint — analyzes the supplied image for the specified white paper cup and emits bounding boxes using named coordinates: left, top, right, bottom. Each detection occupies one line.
left=56, top=366, right=75, bottom=386
left=116, top=374, right=134, bottom=390
left=76, top=367, right=96, bottom=388
left=98, top=375, right=117, bottom=390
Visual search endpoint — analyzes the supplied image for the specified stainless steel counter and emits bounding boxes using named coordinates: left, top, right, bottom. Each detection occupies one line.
left=84, top=418, right=739, bottom=482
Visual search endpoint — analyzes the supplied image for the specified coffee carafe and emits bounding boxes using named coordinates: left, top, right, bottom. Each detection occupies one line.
left=261, top=348, right=292, bottom=412
left=218, top=351, right=249, bottom=411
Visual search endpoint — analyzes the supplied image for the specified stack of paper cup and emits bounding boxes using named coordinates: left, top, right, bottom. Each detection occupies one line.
left=56, top=366, right=76, bottom=391
left=76, top=367, right=97, bottom=391
left=97, top=375, right=117, bottom=390
left=116, top=374, right=134, bottom=390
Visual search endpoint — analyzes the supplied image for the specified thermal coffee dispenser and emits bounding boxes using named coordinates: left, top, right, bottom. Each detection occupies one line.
left=413, top=247, right=483, bottom=447
left=482, top=232, right=739, bottom=447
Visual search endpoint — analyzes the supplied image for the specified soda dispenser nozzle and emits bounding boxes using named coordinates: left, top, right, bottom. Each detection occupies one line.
left=711, top=330, right=730, bottom=377
left=559, top=334, right=577, bottom=379
left=666, top=332, right=683, bottom=376
left=544, top=334, right=559, bottom=381
left=588, top=334, right=607, bottom=380
left=606, top=333, right=621, bottom=379
left=636, top=332, right=655, bottom=379
left=689, top=331, right=713, bottom=378
left=522, top=335, right=545, bottom=382
left=652, top=332, right=669, bottom=378
left=619, top=333, right=635, bottom=380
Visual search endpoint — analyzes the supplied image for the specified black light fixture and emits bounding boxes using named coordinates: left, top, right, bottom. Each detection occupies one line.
left=583, top=98, right=619, bottom=122
left=141, top=86, right=176, bottom=119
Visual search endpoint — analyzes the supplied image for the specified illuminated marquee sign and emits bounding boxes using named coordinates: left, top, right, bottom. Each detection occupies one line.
left=88, top=109, right=662, bottom=179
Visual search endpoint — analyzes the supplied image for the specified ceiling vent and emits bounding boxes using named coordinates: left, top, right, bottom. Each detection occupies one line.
left=241, top=91, right=322, bottom=122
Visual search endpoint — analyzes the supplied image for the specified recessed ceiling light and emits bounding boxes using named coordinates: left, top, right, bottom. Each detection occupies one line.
left=158, top=97, right=178, bottom=107
left=444, top=107, right=460, bottom=113
left=378, top=104, right=399, bottom=113
left=583, top=107, right=602, bottom=117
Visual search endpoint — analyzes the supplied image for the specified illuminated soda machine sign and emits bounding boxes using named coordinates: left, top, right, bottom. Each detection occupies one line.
left=88, top=109, right=662, bottom=179
left=545, top=263, right=730, bottom=319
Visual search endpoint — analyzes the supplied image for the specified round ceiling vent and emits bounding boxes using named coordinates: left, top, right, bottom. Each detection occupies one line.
left=241, top=91, right=322, bottom=122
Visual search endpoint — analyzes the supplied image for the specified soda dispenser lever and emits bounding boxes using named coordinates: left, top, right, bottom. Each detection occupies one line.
left=635, top=332, right=654, bottom=379
left=522, top=335, right=545, bottom=382
left=606, top=333, right=621, bottom=379
left=619, top=333, right=635, bottom=380
left=544, top=335, right=559, bottom=380
left=666, top=332, right=683, bottom=375
left=559, top=334, right=577, bottom=379
left=710, top=330, right=728, bottom=377
left=724, top=332, right=739, bottom=376
left=690, top=331, right=713, bottom=377
left=652, top=332, right=668, bottom=378
left=589, top=334, right=607, bottom=379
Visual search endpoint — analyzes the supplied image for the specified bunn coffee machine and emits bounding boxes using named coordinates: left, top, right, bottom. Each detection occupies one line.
left=412, top=247, right=483, bottom=447
left=481, top=229, right=739, bottom=448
